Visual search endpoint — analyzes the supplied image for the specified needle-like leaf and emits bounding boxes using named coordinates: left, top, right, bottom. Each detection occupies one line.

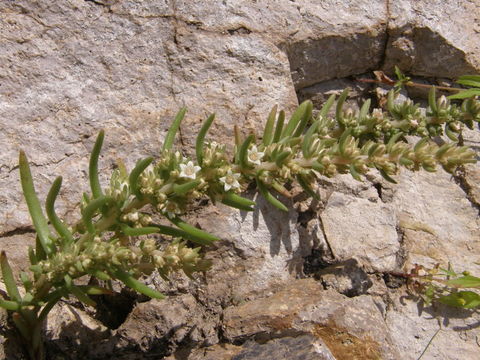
left=162, top=107, right=187, bottom=152
left=89, top=130, right=105, bottom=199
left=46, top=177, right=74, bottom=245
left=19, top=151, right=53, bottom=255
left=196, top=113, right=215, bottom=165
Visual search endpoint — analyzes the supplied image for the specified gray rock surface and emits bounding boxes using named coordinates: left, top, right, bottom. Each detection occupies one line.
left=320, top=191, right=400, bottom=272
left=384, top=0, right=480, bottom=77
left=222, top=278, right=400, bottom=359
left=385, top=289, right=480, bottom=360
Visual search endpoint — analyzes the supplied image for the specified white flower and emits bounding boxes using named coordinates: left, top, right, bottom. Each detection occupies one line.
left=247, top=145, right=264, bottom=165
left=179, top=161, right=201, bottom=179
left=220, top=170, right=241, bottom=191
left=164, top=201, right=181, bottom=218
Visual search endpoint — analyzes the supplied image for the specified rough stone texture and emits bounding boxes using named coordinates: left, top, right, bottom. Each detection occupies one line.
left=384, top=0, right=480, bottom=77
left=181, top=196, right=303, bottom=309
left=223, top=278, right=400, bottom=359
left=45, top=302, right=110, bottom=359
left=111, top=294, right=218, bottom=358
left=171, top=0, right=388, bottom=89
left=0, top=0, right=298, bottom=236
left=385, top=289, right=480, bottom=360
left=0, top=233, right=34, bottom=287
left=320, top=191, right=399, bottom=272
left=393, top=169, right=480, bottom=273
left=0, top=309, right=26, bottom=360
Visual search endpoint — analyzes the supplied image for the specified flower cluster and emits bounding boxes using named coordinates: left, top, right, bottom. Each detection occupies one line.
left=1, top=85, right=478, bottom=358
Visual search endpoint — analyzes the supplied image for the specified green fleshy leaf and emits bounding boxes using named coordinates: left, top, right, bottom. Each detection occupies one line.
left=168, top=217, right=219, bottom=245
left=112, top=269, right=165, bottom=299
left=338, top=129, right=352, bottom=156
left=88, top=270, right=111, bottom=281
left=358, top=99, right=371, bottom=121
left=238, top=134, right=255, bottom=169
left=387, top=90, right=396, bottom=114
left=0, top=299, right=20, bottom=311
left=19, top=151, right=53, bottom=255
left=282, top=100, right=312, bottom=139
left=64, top=274, right=96, bottom=306
left=153, top=224, right=203, bottom=243
left=46, top=176, right=74, bottom=245
left=35, top=236, right=46, bottom=261
left=129, top=157, right=154, bottom=199
left=297, top=174, right=319, bottom=200
left=38, top=294, right=62, bottom=323
left=272, top=110, right=285, bottom=143
left=438, top=291, right=480, bottom=309
left=262, top=106, right=277, bottom=146
left=448, top=88, right=480, bottom=100
left=311, top=161, right=325, bottom=172
left=81, top=196, right=114, bottom=234
left=121, top=225, right=160, bottom=236
left=439, top=268, right=457, bottom=277
left=445, top=124, right=459, bottom=142
left=456, top=79, right=480, bottom=88
left=77, top=285, right=114, bottom=295
left=28, top=246, right=38, bottom=266
left=221, top=192, right=255, bottom=212
left=319, top=94, right=336, bottom=119
left=379, top=169, right=397, bottom=184
left=70, top=285, right=97, bottom=307
left=256, top=177, right=288, bottom=212
left=428, top=86, right=437, bottom=113
left=335, top=88, right=349, bottom=125
left=274, top=150, right=291, bottom=167
left=458, top=75, right=480, bottom=82
left=173, top=179, right=201, bottom=195
left=293, top=100, right=313, bottom=137
left=89, top=130, right=105, bottom=199
left=349, top=164, right=362, bottom=181
left=302, top=121, right=319, bottom=158
left=20, top=272, right=33, bottom=293
left=394, top=66, right=404, bottom=81
left=446, top=275, right=480, bottom=288
left=162, top=107, right=187, bottom=152
left=196, top=113, right=215, bottom=165
left=1, top=251, right=21, bottom=302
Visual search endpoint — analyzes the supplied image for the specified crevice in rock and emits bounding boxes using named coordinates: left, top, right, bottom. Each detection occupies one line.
left=84, top=0, right=112, bottom=8
left=393, top=225, right=408, bottom=270
left=373, top=182, right=383, bottom=201
left=378, top=0, right=391, bottom=71
left=0, top=226, right=35, bottom=238
left=453, top=166, right=480, bottom=216
left=227, top=26, right=252, bottom=36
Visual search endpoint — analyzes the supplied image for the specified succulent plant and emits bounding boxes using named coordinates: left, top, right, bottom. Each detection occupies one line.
left=0, top=86, right=479, bottom=359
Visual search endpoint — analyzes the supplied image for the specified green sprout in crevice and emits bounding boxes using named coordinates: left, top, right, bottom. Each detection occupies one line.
left=0, top=84, right=479, bottom=359
left=404, top=263, right=480, bottom=310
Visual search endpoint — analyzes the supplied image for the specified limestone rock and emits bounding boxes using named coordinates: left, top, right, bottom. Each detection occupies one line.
left=191, top=196, right=301, bottom=306
left=320, top=191, right=400, bottom=272
left=385, top=289, right=480, bottom=360
left=393, top=169, right=480, bottom=273
left=45, top=302, right=110, bottom=359
left=384, top=0, right=480, bottom=77
left=0, top=233, right=35, bottom=287
left=108, top=294, right=218, bottom=358
left=223, top=278, right=400, bottom=359
left=0, top=0, right=298, bottom=233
